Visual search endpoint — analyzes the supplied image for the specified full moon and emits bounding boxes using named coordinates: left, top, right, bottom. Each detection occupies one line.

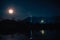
left=8, top=9, right=14, bottom=14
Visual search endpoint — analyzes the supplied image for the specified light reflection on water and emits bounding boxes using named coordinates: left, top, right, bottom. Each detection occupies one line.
left=0, top=33, right=27, bottom=40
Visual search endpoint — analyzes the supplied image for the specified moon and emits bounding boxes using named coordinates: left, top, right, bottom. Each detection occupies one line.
left=8, top=9, right=14, bottom=14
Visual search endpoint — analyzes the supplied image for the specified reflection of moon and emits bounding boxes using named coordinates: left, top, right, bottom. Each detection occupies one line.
left=9, top=9, right=14, bottom=14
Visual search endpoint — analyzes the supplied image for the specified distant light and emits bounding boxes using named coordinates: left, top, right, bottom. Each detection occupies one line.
left=30, top=37, right=32, bottom=39
left=8, top=9, right=14, bottom=14
left=41, top=19, right=44, bottom=23
left=30, top=30, right=32, bottom=39
left=40, top=29, right=45, bottom=35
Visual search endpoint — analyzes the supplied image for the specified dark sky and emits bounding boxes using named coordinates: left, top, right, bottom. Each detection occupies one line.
left=0, top=0, right=60, bottom=20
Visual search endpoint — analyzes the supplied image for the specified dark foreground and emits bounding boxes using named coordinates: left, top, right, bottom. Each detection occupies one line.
left=0, top=19, right=59, bottom=40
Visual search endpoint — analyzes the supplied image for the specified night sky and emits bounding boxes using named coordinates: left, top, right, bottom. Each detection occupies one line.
left=0, top=0, right=60, bottom=21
